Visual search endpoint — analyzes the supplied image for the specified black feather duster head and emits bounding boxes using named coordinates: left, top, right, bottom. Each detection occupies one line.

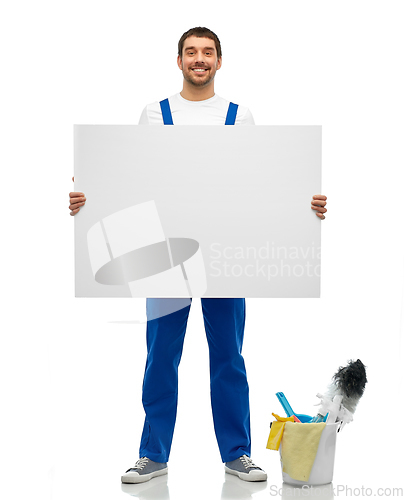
left=333, top=359, right=367, bottom=399
left=325, top=359, right=367, bottom=414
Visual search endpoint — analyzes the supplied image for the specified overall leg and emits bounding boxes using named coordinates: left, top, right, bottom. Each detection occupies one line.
left=201, top=298, right=251, bottom=462
left=139, top=298, right=191, bottom=462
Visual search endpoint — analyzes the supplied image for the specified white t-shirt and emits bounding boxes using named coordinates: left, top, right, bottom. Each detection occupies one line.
left=138, top=93, right=255, bottom=126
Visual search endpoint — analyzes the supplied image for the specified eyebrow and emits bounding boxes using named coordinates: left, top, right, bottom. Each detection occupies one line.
left=184, top=46, right=216, bottom=52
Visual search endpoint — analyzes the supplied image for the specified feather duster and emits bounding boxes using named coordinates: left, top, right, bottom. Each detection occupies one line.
left=324, top=359, right=367, bottom=414
left=312, top=359, right=367, bottom=425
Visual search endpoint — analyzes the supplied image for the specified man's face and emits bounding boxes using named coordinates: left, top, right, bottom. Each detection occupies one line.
left=177, top=36, right=222, bottom=88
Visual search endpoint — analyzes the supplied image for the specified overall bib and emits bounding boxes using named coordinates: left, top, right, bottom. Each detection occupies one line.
left=139, top=98, right=251, bottom=463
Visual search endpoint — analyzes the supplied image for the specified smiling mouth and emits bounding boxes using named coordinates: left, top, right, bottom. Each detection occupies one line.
left=191, top=68, right=208, bottom=72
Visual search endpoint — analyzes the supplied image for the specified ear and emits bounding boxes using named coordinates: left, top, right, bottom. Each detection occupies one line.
left=217, top=57, right=222, bottom=70
left=177, top=55, right=183, bottom=70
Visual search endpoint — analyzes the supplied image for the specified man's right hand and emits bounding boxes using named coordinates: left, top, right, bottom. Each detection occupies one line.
left=69, top=176, right=86, bottom=216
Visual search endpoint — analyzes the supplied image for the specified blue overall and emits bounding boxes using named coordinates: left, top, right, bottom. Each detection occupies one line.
left=139, top=99, right=251, bottom=463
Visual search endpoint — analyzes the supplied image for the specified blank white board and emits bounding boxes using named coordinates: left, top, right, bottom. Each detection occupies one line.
left=74, top=125, right=321, bottom=297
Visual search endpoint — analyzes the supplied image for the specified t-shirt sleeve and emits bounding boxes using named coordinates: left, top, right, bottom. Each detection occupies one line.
left=138, top=102, right=164, bottom=125
left=236, top=107, right=255, bottom=125
left=244, top=109, right=255, bottom=125
left=138, top=106, right=149, bottom=125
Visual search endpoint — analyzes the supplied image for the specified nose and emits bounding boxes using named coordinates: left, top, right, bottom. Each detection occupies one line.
left=195, top=51, right=207, bottom=64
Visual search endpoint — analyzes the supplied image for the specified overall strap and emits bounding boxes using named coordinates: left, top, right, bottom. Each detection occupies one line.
left=159, top=98, right=174, bottom=125
left=225, top=102, right=238, bottom=125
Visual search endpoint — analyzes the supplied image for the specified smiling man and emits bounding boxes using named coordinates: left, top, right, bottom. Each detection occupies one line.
left=179, top=37, right=221, bottom=93
left=69, top=26, right=327, bottom=484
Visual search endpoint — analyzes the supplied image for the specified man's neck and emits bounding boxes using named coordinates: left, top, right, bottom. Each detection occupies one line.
left=180, top=81, right=215, bottom=101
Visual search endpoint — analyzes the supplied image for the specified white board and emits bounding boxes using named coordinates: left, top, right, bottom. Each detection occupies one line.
left=74, top=125, right=321, bottom=297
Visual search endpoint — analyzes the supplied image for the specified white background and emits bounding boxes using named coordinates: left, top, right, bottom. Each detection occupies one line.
left=1, top=1, right=404, bottom=499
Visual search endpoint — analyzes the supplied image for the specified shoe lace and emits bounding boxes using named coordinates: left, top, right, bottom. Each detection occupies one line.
left=133, top=457, right=149, bottom=470
left=240, top=455, right=259, bottom=469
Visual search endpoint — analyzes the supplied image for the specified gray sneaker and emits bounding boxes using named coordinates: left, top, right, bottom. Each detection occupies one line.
left=121, top=457, right=168, bottom=484
left=225, top=455, right=267, bottom=482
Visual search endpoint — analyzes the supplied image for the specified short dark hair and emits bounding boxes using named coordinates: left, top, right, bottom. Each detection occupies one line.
left=178, top=27, right=222, bottom=59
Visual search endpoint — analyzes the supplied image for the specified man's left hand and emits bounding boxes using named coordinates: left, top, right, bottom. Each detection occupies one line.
left=311, top=195, right=327, bottom=220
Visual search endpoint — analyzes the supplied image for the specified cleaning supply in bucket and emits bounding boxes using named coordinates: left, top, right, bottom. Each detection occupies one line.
left=310, top=359, right=367, bottom=427
left=267, top=359, right=367, bottom=485
left=266, top=413, right=294, bottom=450
left=281, top=421, right=326, bottom=482
left=275, top=392, right=313, bottom=423
left=267, top=412, right=338, bottom=484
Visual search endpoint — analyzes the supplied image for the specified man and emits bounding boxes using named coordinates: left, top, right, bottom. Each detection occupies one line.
left=69, top=27, right=327, bottom=483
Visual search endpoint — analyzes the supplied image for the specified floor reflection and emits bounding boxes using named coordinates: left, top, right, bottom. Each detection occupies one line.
left=221, top=473, right=268, bottom=499
left=120, top=472, right=269, bottom=500
left=121, top=475, right=170, bottom=499
left=119, top=473, right=334, bottom=500
left=281, top=482, right=334, bottom=500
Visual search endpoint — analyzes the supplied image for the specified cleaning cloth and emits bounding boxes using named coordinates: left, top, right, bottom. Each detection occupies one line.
left=281, top=421, right=326, bottom=482
left=266, top=413, right=294, bottom=450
